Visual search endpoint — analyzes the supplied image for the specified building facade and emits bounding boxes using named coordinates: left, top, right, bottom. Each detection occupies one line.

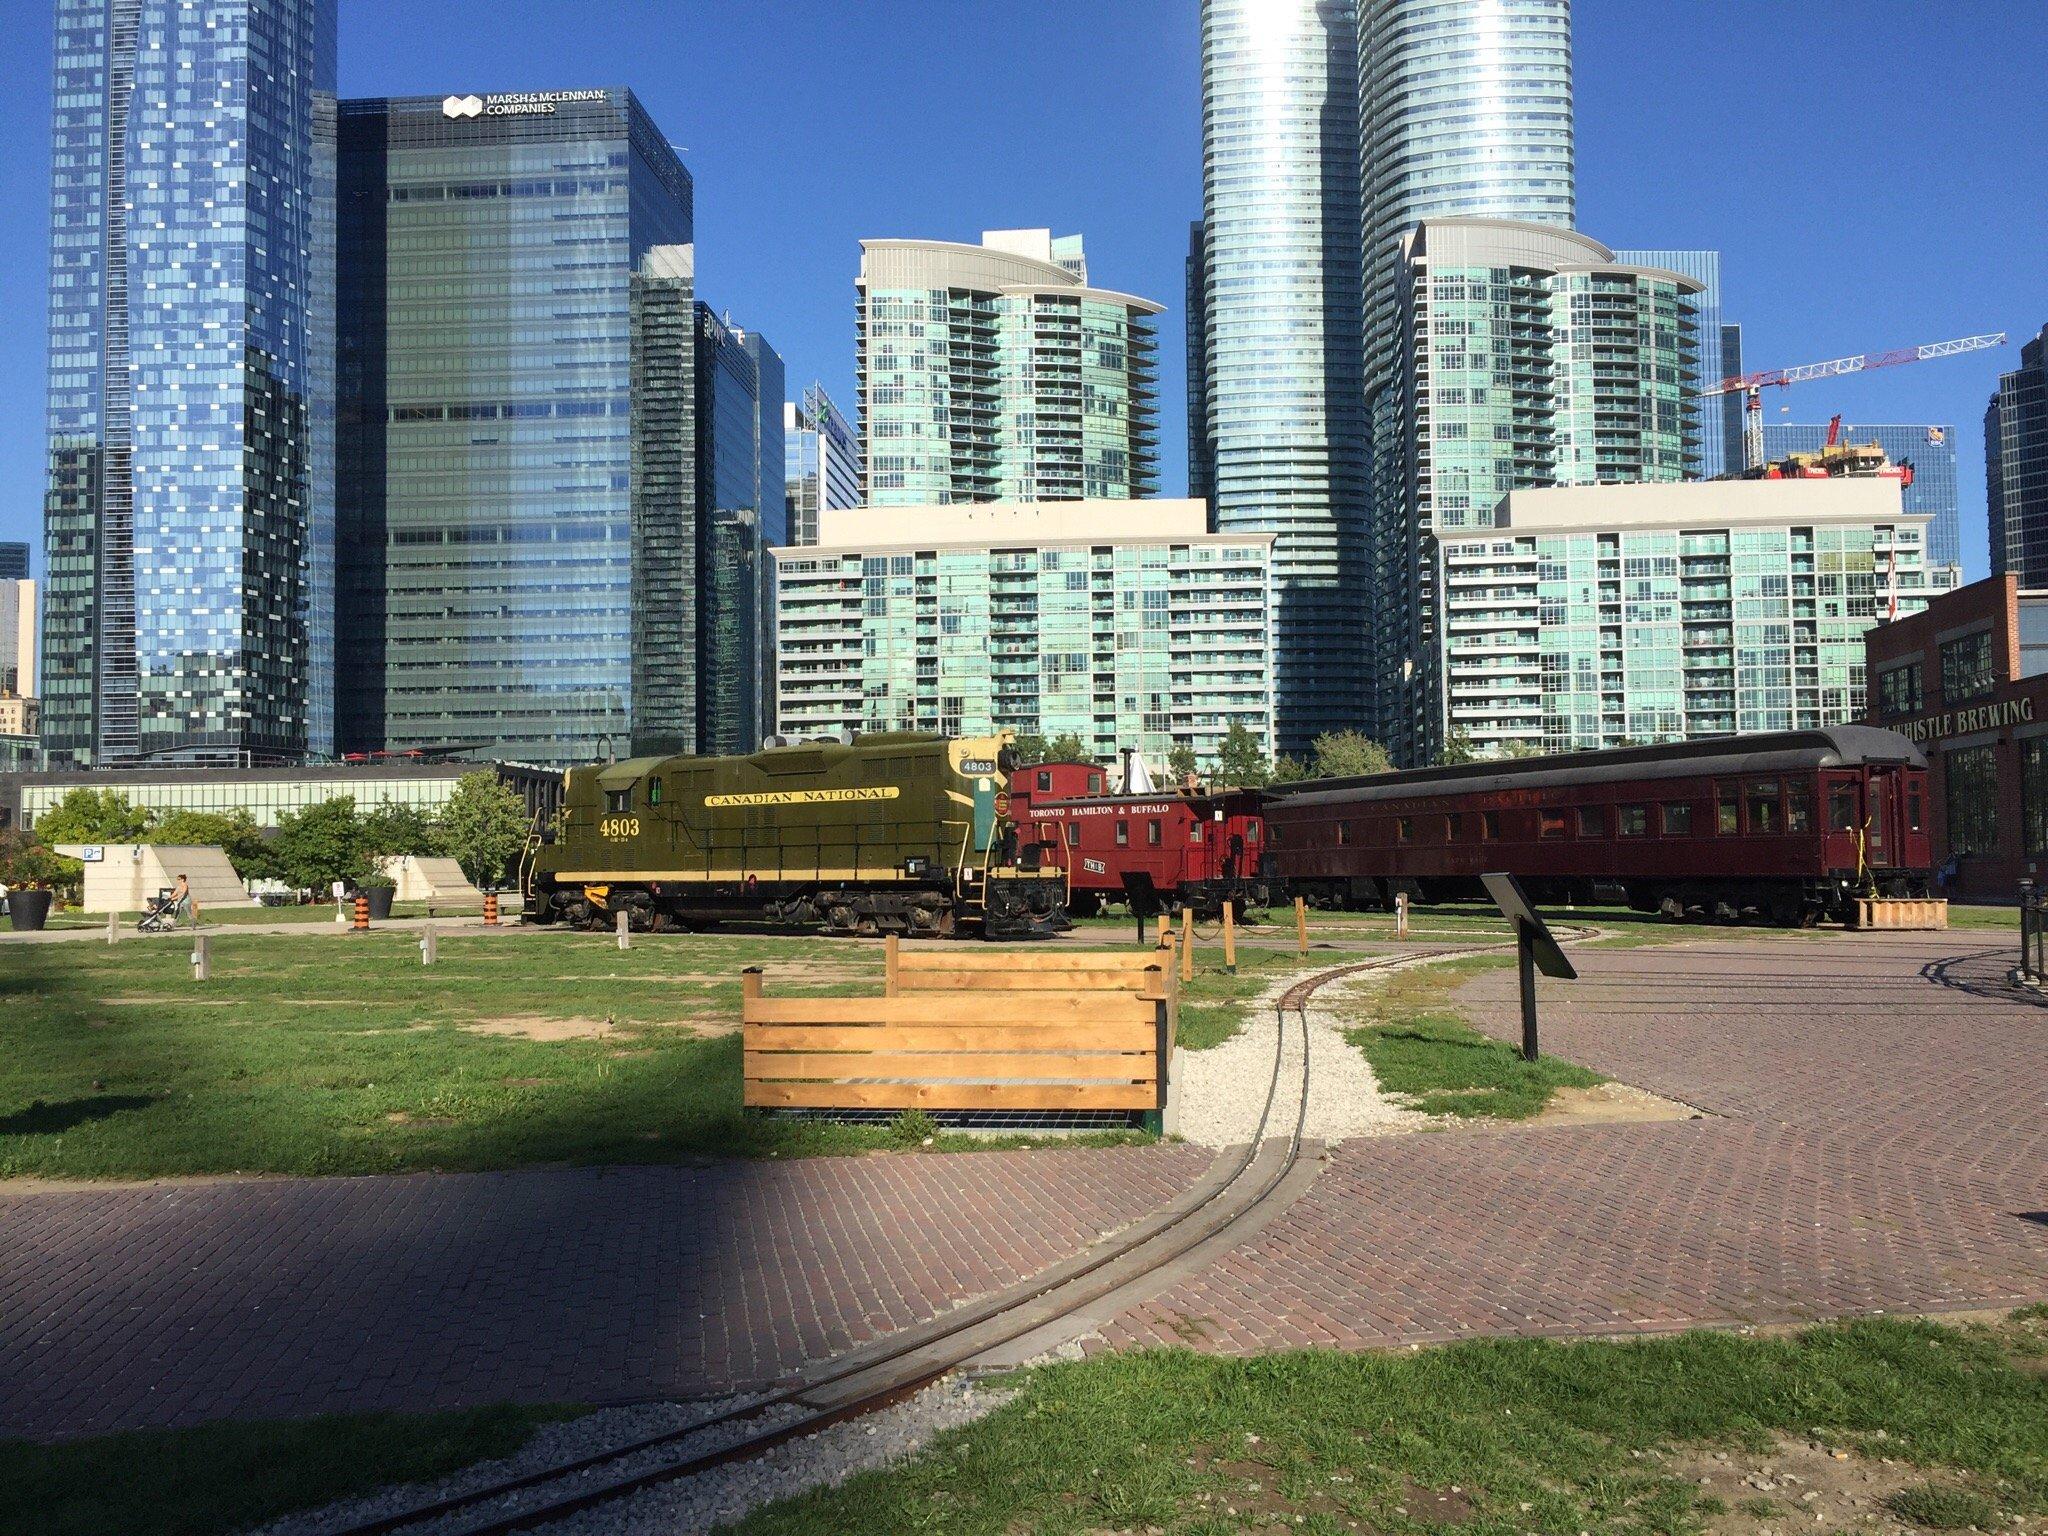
left=1718, top=322, right=1748, bottom=473
left=1765, top=423, right=1963, bottom=571
left=1198, top=0, right=1366, bottom=754
left=1379, top=219, right=1702, bottom=764
left=773, top=501, right=1275, bottom=766
left=1863, top=574, right=2048, bottom=906
left=334, top=89, right=693, bottom=768
left=783, top=383, right=862, bottom=548
left=44, top=0, right=337, bottom=769
left=0, top=544, right=26, bottom=581
left=855, top=231, right=1160, bottom=507
left=2, top=578, right=37, bottom=700
left=1441, top=478, right=1954, bottom=756
left=1616, top=249, right=1726, bottom=480
left=1988, top=325, right=2048, bottom=586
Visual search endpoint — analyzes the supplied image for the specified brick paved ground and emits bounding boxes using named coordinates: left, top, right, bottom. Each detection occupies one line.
left=1100, top=933, right=2048, bottom=1355
left=0, top=1146, right=1209, bottom=1439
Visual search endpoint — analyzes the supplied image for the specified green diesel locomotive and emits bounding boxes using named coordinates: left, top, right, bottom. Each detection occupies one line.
left=523, top=732, right=1071, bottom=939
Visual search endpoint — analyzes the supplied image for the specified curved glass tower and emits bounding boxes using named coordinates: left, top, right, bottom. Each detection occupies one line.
left=1199, top=0, right=1367, bottom=756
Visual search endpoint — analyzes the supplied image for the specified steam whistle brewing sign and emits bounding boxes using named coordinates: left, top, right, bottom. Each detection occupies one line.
left=1897, top=697, right=2034, bottom=743
left=705, top=787, right=902, bottom=808
left=443, top=89, right=609, bottom=119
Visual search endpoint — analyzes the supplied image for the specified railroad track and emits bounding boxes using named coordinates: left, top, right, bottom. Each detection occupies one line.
left=325, top=934, right=1580, bottom=1536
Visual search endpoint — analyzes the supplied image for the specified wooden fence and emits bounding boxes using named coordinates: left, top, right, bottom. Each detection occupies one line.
left=741, top=934, right=1179, bottom=1126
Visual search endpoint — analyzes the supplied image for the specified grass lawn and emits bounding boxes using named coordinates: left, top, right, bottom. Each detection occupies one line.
left=0, top=929, right=1149, bottom=1181
left=730, top=1312, right=2048, bottom=1536
left=1948, top=904, right=2020, bottom=929
left=0, top=1403, right=576, bottom=1536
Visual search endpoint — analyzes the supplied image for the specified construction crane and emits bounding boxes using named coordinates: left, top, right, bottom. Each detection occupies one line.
left=1701, top=332, right=2007, bottom=471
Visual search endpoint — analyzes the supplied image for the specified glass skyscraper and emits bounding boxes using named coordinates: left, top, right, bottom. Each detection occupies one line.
left=1988, top=325, right=2048, bottom=587
left=1764, top=423, right=1963, bottom=571
left=44, top=0, right=337, bottom=768
left=856, top=230, right=1160, bottom=507
left=1198, top=0, right=1367, bottom=756
left=0, top=546, right=28, bottom=582
left=334, top=88, right=694, bottom=766
left=1616, top=249, right=1726, bottom=480
left=783, top=384, right=862, bottom=549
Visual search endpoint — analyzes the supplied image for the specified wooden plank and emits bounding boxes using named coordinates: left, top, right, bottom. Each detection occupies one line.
left=745, top=1081, right=1157, bottom=1111
left=742, top=1023, right=1160, bottom=1052
left=895, top=951, right=1160, bottom=972
left=897, top=970, right=1152, bottom=993
left=742, top=996, right=1158, bottom=1026
left=744, top=1051, right=1154, bottom=1081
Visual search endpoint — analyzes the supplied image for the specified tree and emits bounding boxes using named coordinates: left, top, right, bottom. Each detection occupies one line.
left=270, top=797, right=370, bottom=892
left=33, top=788, right=152, bottom=844
left=1165, top=743, right=1200, bottom=784
left=1212, top=722, right=1274, bottom=787
left=1270, top=754, right=1310, bottom=785
left=359, top=801, right=441, bottom=861
left=1437, top=729, right=1478, bottom=766
left=1042, top=733, right=1091, bottom=764
left=150, top=809, right=275, bottom=881
left=1309, top=730, right=1394, bottom=780
left=1493, top=740, right=1545, bottom=760
left=1009, top=732, right=1050, bottom=767
left=437, top=771, right=530, bottom=889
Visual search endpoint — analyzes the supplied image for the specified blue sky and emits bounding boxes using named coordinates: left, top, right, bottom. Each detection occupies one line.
left=0, top=0, right=2041, bottom=580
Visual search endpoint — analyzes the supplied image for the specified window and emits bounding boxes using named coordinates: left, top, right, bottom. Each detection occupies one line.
left=1066, top=823, right=1080, bottom=846
left=1446, top=813, right=1464, bottom=840
left=1717, top=784, right=1740, bottom=834
left=1941, top=631, right=1995, bottom=702
left=1189, top=823, right=1204, bottom=844
left=1876, top=661, right=1923, bottom=718
left=1577, top=806, right=1606, bottom=838
left=1337, top=822, right=1349, bottom=846
left=1036, top=771, right=1053, bottom=791
left=1147, top=819, right=1162, bottom=846
left=1945, top=746, right=1998, bottom=855
left=1619, top=805, right=1648, bottom=837
left=1539, top=810, right=1569, bottom=839
left=1907, top=784, right=1924, bottom=835
left=1482, top=810, right=1502, bottom=840
left=1748, top=780, right=1784, bottom=834
left=1087, top=773, right=1103, bottom=794
left=647, top=778, right=662, bottom=806
left=605, top=788, right=631, bottom=813
left=1115, top=820, right=1129, bottom=846
left=1786, top=782, right=1813, bottom=834
left=1661, top=802, right=1692, bottom=836
left=1246, top=822, right=1260, bottom=843
left=1397, top=817, right=1413, bottom=843
left=1829, top=783, right=1860, bottom=833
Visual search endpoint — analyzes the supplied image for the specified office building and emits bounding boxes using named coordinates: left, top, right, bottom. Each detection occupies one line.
left=783, top=384, right=862, bottom=548
left=1765, top=423, right=1963, bottom=571
left=1439, top=478, right=1955, bottom=756
left=856, top=230, right=1160, bottom=507
left=1616, top=250, right=1727, bottom=480
left=44, top=0, right=337, bottom=769
left=335, top=88, right=693, bottom=767
left=773, top=501, right=1275, bottom=765
left=0, top=544, right=26, bottom=581
left=1719, top=322, right=1749, bottom=473
left=1379, top=218, right=1703, bottom=764
left=1357, top=0, right=1578, bottom=750
left=1197, top=0, right=1367, bottom=754
left=1185, top=220, right=1215, bottom=507
left=2, top=578, right=36, bottom=700
left=1988, top=325, right=2048, bottom=585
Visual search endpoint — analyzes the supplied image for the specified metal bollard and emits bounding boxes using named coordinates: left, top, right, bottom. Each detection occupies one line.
left=107, top=910, right=120, bottom=945
left=616, top=908, right=631, bottom=951
left=420, top=923, right=437, bottom=966
left=483, top=890, right=501, bottom=927
left=352, top=893, right=370, bottom=932
left=190, top=933, right=210, bottom=982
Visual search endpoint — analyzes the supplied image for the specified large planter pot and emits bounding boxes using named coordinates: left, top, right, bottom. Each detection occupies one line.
left=8, top=889, right=53, bottom=932
left=362, top=885, right=396, bottom=921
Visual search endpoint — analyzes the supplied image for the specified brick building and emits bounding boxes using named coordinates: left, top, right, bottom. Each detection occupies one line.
left=1864, top=574, right=2048, bottom=904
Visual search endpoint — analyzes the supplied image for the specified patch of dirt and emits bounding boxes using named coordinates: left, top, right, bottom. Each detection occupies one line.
left=382, top=1112, right=458, bottom=1127
left=1188, top=1447, right=1358, bottom=1528
left=461, top=1015, right=617, bottom=1041
left=1400, top=1477, right=1477, bottom=1525
left=1532, top=1081, right=1700, bottom=1127
left=1662, top=1433, right=1970, bottom=1536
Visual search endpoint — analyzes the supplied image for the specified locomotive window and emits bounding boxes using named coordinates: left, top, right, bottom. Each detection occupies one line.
left=1539, top=810, right=1569, bottom=839
left=1482, top=810, right=1501, bottom=840
left=1397, top=817, right=1413, bottom=843
left=1830, top=783, right=1859, bottom=832
left=1748, top=780, right=1784, bottom=834
left=1618, top=805, right=1648, bottom=837
left=1661, top=802, right=1693, bottom=836
left=1147, top=819, right=1162, bottom=846
left=1067, top=823, right=1080, bottom=845
left=647, top=777, right=663, bottom=806
left=1576, top=806, right=1606, bottom=838
left=1786, top=782, right=1813, bottom=834
left=1115, top=820, right=1129, bottom=846
left=605, top=789, right=632, bottom=814
left=1717, top=784, right=1740, bottom=834
left=1037, top=771, right=1053, bottom=792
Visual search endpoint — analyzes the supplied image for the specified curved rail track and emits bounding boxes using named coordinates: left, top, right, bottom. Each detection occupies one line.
left=325, top=933, right=1588, bottom=1536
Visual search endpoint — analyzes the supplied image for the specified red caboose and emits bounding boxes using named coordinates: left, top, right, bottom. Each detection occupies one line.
left=1010, top=761, right=1270, bottom=917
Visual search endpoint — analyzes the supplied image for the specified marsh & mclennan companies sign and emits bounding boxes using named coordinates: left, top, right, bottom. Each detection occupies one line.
left=1898, top=696, right=2035, bottom=744
left=442, top=90, right=608, bottom=120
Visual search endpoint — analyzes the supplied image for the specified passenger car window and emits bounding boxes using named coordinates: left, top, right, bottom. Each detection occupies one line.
left=1661, top=802, right=1692, bottom=835
left=1539, top=810, right=1569, bottom=839
left=1786, top=782, right=1813, bottom=834
left=1748, top=780, right=1784, bottom=834
left=1482, top=810, right=1501, bottom=840
left=1397, top=817, right=1413, bottom=843
left=1446, top=813, right=1463, bottom=840
left=1717, top=784, right=1739, bottom=834
left=1577, top=806, right=1606, bottom=838
left=1619, top=805, right=1648, bottom=836
left=1829, top=784, right=1858, bottom=832
left=1907, top=786, right=1924, bottom=834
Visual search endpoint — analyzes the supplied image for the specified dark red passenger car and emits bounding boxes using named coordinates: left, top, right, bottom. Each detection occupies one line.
left=1011, top=762, right=1269, bottom=917
left=1265, top=727, right=1931, bottom=925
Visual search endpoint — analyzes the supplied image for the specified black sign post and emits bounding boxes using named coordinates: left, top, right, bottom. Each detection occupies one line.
left=1480, top=873, right=1578, bottom=1061
left=1121, top=871, right=1165, bottom=947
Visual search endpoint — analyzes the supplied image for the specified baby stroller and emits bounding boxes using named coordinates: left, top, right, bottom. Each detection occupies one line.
left=137, top=888, right=182, bottom=933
